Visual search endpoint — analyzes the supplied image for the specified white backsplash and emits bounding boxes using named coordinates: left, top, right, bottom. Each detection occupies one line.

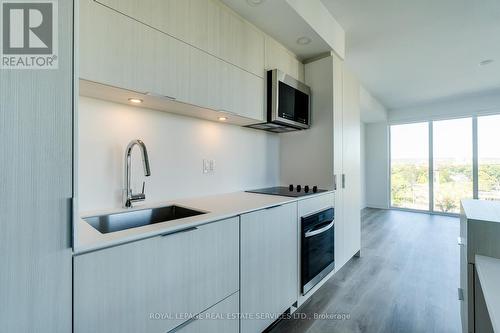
left=78, top=97, right=280, bottom=212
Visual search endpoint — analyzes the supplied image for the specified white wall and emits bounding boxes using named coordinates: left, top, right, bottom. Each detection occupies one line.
left=280, top=56, right=335, bottom=190
left=388, top=89, right=500, bottom=123
left=364, top=122, right=390, bottom=209
left=360, top=85, right=387, bottom=123
left=79, top=97, right=280, bottom=212
left=360, top=122, right=366, bottom=209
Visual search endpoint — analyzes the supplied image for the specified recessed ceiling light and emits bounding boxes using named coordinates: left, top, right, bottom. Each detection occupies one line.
left=479, top=59, right=494, bottom=66
left=218, top=116, right=228, bottom=121
left=128, top=98, right=143, bottom=104
left=246, top=0, right=264, bottom=6
left=296, top=36, right=311, bottom=45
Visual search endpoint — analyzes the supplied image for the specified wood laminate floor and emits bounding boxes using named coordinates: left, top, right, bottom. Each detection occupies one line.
left=270, top=208, right=461, bottom=333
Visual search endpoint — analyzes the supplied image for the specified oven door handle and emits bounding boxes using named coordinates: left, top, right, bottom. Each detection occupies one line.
left=305, top=220, right=334, bottom=238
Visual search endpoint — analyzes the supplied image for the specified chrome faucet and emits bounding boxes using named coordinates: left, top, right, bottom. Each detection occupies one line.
left=123, top=139, right=151, bottom=208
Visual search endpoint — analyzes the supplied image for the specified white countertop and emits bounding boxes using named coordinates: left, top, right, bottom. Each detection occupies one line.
left=475, top=255, right=500, bottom=333
left=461, top=199, right=500, bottom=223
left=75, top=190, right=334, bottom=255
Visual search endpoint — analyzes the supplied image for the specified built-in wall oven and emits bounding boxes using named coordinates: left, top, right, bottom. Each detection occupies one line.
left=301, top=207, right=335, bottom=295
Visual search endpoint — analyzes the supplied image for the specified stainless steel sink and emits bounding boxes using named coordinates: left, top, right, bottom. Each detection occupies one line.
left=83, top=205, right=207, bottom=234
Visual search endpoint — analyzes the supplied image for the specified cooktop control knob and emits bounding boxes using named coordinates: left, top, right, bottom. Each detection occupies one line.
left=289, top=184, right=294, bottom=191
left=313, top=186, right=318, bottom=193
left=304, top=185, right=310, bottom=193
left=296, top=185, right=302, bottom=192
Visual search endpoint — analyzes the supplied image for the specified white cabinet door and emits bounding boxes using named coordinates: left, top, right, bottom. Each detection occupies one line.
left=74, top=218, right=239, bottom=333
left=240, top=203, right=298, bottom=333
left=189, top=47, right=220, bottom=110
left=95, top=0, right=191, bottom=43
left=192, top=0, right=264, bottom=77
left=177, top=293, right=239, bottom=333
left=239, top=71, right=265, bottom=121
left=265, top=36, right=304, bottom=81
left=95, top=0, right=264, bottom=77
left=341, top=68, right=361, bottom=259
left=80, top=0, right=190, bottom=102
left=81, top=0, right=264, bottom=122
left=190, top=49, right=264, bottom=121
left=332, top=55, right=347, bottom=269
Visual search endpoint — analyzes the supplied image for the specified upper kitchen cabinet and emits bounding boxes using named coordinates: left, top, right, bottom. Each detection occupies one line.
left=265, top=36, right=305, bottom=82
left=80, top=0, right=191, bottom=102
left=189, top=47, right=264, bottom=120
left=94, top=0, right=265, bottom=77
left=80, top=0, right=265, bottom=122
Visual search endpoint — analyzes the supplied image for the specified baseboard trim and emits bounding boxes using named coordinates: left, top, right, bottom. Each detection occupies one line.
left=365, top=204, right=389, bottom=210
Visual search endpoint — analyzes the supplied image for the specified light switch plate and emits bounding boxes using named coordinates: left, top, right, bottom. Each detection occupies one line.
left=203, top=159, right=209, bottom=174
left=203, top=159, right=215, bottom=174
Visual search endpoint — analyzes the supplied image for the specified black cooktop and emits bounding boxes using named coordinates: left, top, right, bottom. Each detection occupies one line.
left=246, top=186, right=327, bottom=198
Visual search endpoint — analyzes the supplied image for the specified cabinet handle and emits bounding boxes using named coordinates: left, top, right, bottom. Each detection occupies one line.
left=160, top=227, right=198, bottom=237
left=146, top=91, right=176, bottom=101
left=333, top=175, right=337, bottom=191
left=458, top=288, right=464, bottom=301
left=305, top=221, right=334, bottom=238
left=264, top=204, right=282, bottom=210
left=342, top=174, right=346, bottom=189
left=218, top=109, right=237, bottom=116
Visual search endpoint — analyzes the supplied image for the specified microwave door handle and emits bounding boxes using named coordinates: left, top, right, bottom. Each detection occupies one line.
left=305, top=220, right=334, bottom=238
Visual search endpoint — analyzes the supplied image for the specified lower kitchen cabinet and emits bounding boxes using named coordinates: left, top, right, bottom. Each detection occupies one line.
left=74, top=217, right=239, bottom=333
left=460, top=200, right=500, bottom=333
left=240, top=203, right=298, bottom=333
left=176, top=292, right=239, bottom=333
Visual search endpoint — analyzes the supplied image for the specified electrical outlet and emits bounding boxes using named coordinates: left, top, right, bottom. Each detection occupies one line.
left=203, top=159, right=215, bottom=174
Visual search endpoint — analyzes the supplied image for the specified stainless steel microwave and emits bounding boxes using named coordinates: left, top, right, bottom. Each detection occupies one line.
left=246, top=69, right=311, bottom=133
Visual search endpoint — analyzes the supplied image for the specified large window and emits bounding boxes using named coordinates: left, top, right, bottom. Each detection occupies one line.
left=478, top=115, right=500, bottom=200
left=433, top=118, right=473, bottom=213
left=390, top=122, right=429, bottom=210
left=390, top=115, right=500, bottom=214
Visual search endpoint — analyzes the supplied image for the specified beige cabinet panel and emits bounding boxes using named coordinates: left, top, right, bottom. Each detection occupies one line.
left=240, top=203, right=298, bottom=333
left=74, top=218, right=239, bottom=333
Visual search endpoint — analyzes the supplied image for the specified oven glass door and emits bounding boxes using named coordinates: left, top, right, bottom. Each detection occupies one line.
left=278, top=81, right=309, bottom=125
left=301, top=208, right=335, bottom=294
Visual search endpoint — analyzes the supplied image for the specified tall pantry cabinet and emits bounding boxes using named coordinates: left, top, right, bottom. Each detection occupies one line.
left=0, top=1, right=74, bottom=332
left=280, top=53, right=361, bottom=272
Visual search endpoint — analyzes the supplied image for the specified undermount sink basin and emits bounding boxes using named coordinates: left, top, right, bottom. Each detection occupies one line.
left=83, top=205, right=207, bottom=234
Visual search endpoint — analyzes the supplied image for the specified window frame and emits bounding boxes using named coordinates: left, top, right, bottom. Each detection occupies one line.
left=388, top=115, right=487, bottom=216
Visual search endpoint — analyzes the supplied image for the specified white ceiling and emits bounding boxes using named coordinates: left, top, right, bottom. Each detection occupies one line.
left=221, top=0, right=333, bottom=60
left=322, top=0, right=500, bottom=110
